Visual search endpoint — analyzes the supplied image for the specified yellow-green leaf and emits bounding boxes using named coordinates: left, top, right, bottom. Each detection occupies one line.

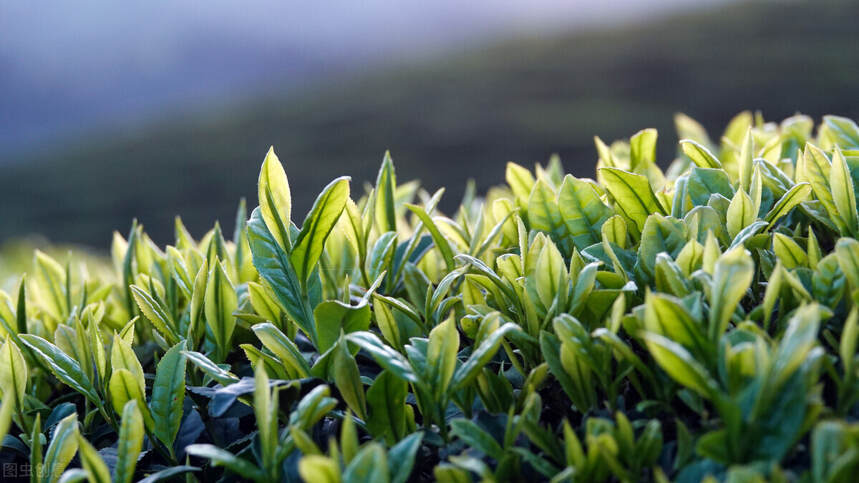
left=204, top=260, right=237, bottom=362
left=0, top=337, right=27, bottom=408
left=726, top=189, right=755, bottom=240
left=831, top=147, right=859, bottom=235
left=291, top=176, right=351, bottom=284
left=558, top=175, right=614, bottom=249
left=764, top=182, right=812, bottom=226
left=680, top=139, right=722, bottom=169
left=77, top=434, right=111, bottom=483
left=773, top=233, right=808, bottom=269
left=43, top=413, right=79, bottom=483
left=114, top=400, right=144, bottom=483
left=427, top=317, right=459, bottom=395
left=709, top=247, right=754, bottom=341
left=258, top=146, right=292, bottom=251
left=600, top=167, right=666, bottom=234
left=110, top=334, right=145, bottom=397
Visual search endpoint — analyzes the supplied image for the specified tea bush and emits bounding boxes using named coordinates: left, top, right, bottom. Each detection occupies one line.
left=3, top=112, right=859, bottom=482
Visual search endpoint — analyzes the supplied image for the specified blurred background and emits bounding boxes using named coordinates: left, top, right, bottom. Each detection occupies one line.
left=1, top=0, right=858, bottom=248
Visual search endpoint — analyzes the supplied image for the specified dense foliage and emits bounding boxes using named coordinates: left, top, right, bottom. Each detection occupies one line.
left=3, top=112, right=859, bottom=482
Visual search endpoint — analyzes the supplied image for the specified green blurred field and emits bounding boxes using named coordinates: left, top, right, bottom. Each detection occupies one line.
left=2, top=0, right=857, bottom=246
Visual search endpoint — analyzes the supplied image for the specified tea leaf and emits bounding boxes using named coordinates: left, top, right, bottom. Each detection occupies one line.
left=680, top=139, right=722, bottom=169
left=21, top=334, right=99, bottom=404
left=600, top=167, right=666, bottom=234
left=150, top=341, right=187, bottom=451
left=258, top=146, right=292, bottom=251
left=114, top=401, right=144, bottom=483
left=291, top=176, right=350, bottom=284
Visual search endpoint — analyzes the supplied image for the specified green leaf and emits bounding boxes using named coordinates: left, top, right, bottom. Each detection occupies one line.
left=535, top=241, right=566, bottom=309
left=247, top=281, right=283, bottom=326
left=506, top=162, right=536, bottom=203
left=340, top=410, right=359, bottom=464
left=427, top=316, right=459, bottom=395
left=772, top=233, right=808, bottom=269
left=253, top=364, right=277, bottom=476
left=836, top=238, right=859, bottom=292
left=343, top=442, right=389, bottom=483
left=0, top=392, right=13, bottom=449
left=291, top=176, right=351, bottom=284
left=188, top=259, right=208, bottom=345
left=150, top=341, right=187, bottom=451
left=686, top=167, right=733, bottom=206
left=15, top=278, right=26, bottom=336
left=182, top=350, right=239, bottom=386
left=20, top=334, right=99, bottom=404
left=110, top=334, right=145, bottom=397
left=130, top=285, right=179, bottom=346
left=528, top=179, right=566, bottom=244
left=675, top=113, right=711, bottom=145
left=452, top=322, right=520, bottom=389
left=450, top=419, right=504, bottom=460
left=602, top=214, right=628, bottom=249
left=43, top=413, right=79, bottom=483
left=346, top=332, right=418, bottom=385
left=810, top=422, right=853, bottom=483
left=643, top=333, right=716, bottom=398
left=726, top=189, right=755, bottom=240
left=728, top=220, right=769, bottom=250
left=831, top=147, right=859, bottom=235
left=738, top=127, right=754, bottom=191
left=252, top=322, right=311, bottom=377
left=108, top=369, right=151, bottom=429
left=333, top=338, right=367, bottom=419
left=388, top=432, right=424, bottom=483
left=185, top=444, right=266, bottom=482
left=204, top=260, right=237, bottom=362
left=558, top=175, right=613, bottom=250
left=258, top=146, right=292, bottom=251
left=114, top=401, right=144, bottom=483
left=135, top=466, right=200, bottom=483
left=644, top=292, right=710, bottom=363
left=824, top=115, right=859, bottom=148
left=680, top=139, right=722, bottom=169
left=247, top=207, right=315, bottom=340
left=630, top=128, right=658, bottom=171
left=722, top=111, right=754, bottom=145
left=315, top=299, right=371, bottom=354
left=841, top=309, right=859, bottom=381
left=0, top=337, right=27, bottom=408
left=77, top=434, right=111, bottom=483
left=799, top=145, right=836, bottom=224
left=292, top=425, right=323, bottom=455
left=30, top=413, right=43, bottom=483
left=540, top=331, right=580, bottom=406
left=637, top=213, right=687, bottom=279
left=405, top=203, right=456, bottom=272
left=375, top=151, right=398, bottom=233
left=367, top=370, right=408, bottom=444
left=708, top=247, right=754, bottom=340
left=772, top=304, right=820, bottom=387
left=764, top=182, right=811, bottom=226
left=600, top=167, right=666, bottom=234
left=433, top=464, right=471, bottom=483
left=298, top=456, right=340, bottom=483
left=33, top=250, right=67, bottom=321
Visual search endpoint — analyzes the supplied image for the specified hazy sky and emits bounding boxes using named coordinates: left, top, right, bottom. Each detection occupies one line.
left=0, top=0, right=732, bottom=155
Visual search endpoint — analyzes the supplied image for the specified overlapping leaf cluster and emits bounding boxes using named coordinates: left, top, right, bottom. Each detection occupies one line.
left=3, top=112, right=859, bottom=482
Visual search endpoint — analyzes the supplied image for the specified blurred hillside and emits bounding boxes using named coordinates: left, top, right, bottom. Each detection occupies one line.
left=2, top=0, right=858, bottom=246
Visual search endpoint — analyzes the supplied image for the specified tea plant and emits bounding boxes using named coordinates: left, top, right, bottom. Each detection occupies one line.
left=2, top=112, right=859, bottom=481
